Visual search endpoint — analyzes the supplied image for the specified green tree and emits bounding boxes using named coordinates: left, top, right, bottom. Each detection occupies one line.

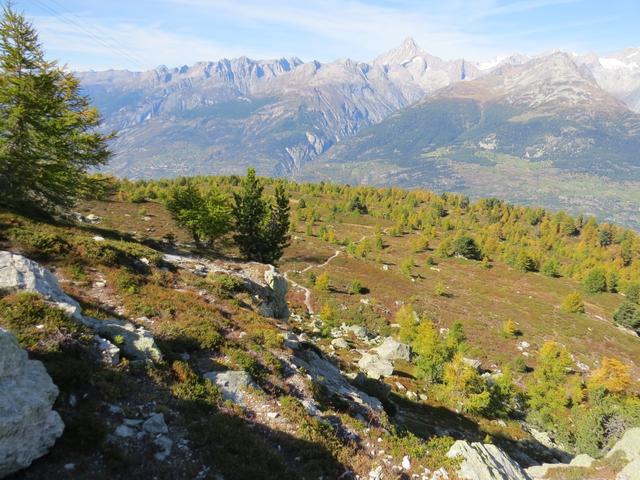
left=527, top=341, right=572, bottom=429
left=583, top=268, right=607, bottom=294
left=232, top=168, right=267, bottom=261
left=625, top=283, right=640, bottom=304
left=263, top=183, right=291, bottom=264
left=451, top=235, right=481, bottom=260
left=515, top=251, right=537, bottom=272
left=613, top=301, right=640, bottom=331
left=541, top=259, right=560, bottom=277
left=0, top=5, right=111, bottom=211
left=166, top=183, right=230, bottom=247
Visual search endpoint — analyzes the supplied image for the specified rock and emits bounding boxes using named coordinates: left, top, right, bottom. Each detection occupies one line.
left=331, top=338, right=350, bottom=350
left=94, top=335, right=120, bottom=365
left=266, top=412, right=279, bottom=419
left=358, top=353, right=394, bottom=379
left=447, top=440, right=530, bottom=480
left=114, top=424, right=136, bottom=438
left=203, top=370, right=259, bottom=405
left=402, top=455, right=411, bottom=470
left=92, top=235, right=105, bottom=242
left=0, top=329, right=65, bottom=477
left=85, top=214, right=101, bottom=224
left=369, top=465, right=383, bottom=480
left=462, top=357, right=482, bottom=370
left=617, top=458, right=640, bottom=480
left=0, top=251, right=162, bottom=363
left=154, top=434, right=173, bottom=461
left=64, top=463, right=75, bottom=471
left=82, top=317, right=163, bottom=363
left=343, top=324, right=371, bottom=340
left=260, top=267, right=290, bottom=320
left=606, top=428, right=640, bottom=462
left=282, top=332, right=302, bottom=350
left=570, top=453, right=595, bottom=468
left=143, top=413, right=168, bottom=434
left=373, top=337, right=411, bottom=361
left=0, top=251, right=83, bottom=319
left=292, top=349, right=383, bottom=413
left=527, top=453, right=595, bottom=478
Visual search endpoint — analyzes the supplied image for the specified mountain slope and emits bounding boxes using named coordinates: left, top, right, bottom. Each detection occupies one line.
left=79, top=40, right=476, bottom=178
left=300, top=53, right=640, bottom=227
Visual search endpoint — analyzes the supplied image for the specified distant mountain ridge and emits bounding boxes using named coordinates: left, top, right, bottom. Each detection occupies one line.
left=78, top=39, right=640, bottom=227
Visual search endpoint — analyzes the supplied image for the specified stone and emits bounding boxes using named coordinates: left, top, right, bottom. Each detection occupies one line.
left=260, top=267, right=290, bottom=320
left=369, top=465, right=383, bottom=480
left=282, top=332, right=302, bottom=350
left=154, top=435, right=173, bottom=461
left=266, top=412, right=279, bottom=419
left=570, top=453, right=595, bottom=468
left=606, top=428, right=640, bottom=462
left=292, top=349, right=383, bottom=413
left=373, top=337, right=411, bottom=361
left=402, top=455, right=411, bottom=470
left=0, top=251, right=83, bottom=319
left=114, top=424, right=136, bottom=438
left=85, top=214, right=101, bottom=224
left=0, top=329, right=65, bottom=477
left=203, top=370, right=259, bottom=405
left=94, top=335, right=120, bottom=366
left=343, top=324, right=371, bottom=340
left=358, top=353, right=394, bottom=379
left=617, top=458, right=640, bottom=480
left=82, top=316, right=163, bottom=363
left=143, top=413, right=168, bottom=434
left=0, top=251, right=162, bottom=363
left=462, top=357, right=482, bottom=370
left=331, top=338, right=349, bottom=350
left=447, top=440, right=530, bottom=480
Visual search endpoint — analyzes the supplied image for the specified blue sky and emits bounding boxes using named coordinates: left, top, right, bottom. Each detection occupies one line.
left=17, top=0, right=640, bottom=71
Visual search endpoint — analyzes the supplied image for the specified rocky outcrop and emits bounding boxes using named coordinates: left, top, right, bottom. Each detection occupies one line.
left=358, top=353, right=394, bottom=379
left=0, top=329, right=65, bottom=477
left=373, top=337, right=411, bottom=361
left=260, top=266, right=289, bottom=320
left=0, top=251, right=162, bottom=363
left=607, top=428, right=640, bottom=480
left=203, top=370, right=260, bottom=405
left=526, top=454, right=594, bottom=479
left=0, top=251, right=83, bottom=319
left=292, top=348, right=383, bottom=413
left=447, top=440, right=531, bottom=480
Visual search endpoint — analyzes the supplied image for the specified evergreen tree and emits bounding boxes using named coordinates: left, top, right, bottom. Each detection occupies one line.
left=232, top=168, right=267, bottom=261
left=613, top=301, right=640, bottom=331
left=584, top=268, right=608, bottom=293
left=0, top=5, right=110, bottom=211
left=263, top=183, right=291, bottom=264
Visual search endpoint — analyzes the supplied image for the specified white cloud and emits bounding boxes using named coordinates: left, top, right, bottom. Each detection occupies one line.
left=33, top=15, right=274, bottom=71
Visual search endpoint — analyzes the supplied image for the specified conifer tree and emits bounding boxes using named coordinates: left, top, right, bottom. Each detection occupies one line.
left=263, top=183, right=291, bottom=264
left=232, top=168, right=267, bottom=261
left=0, top=5, right=110, bottom=211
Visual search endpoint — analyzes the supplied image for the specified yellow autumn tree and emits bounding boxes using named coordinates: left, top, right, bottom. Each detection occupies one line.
left=589, top=357, right=631, bottom=394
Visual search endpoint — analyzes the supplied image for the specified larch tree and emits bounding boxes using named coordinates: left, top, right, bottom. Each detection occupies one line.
left=0, top=5, right=111, bottom=212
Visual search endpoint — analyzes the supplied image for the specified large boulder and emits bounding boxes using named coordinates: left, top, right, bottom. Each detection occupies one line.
left=606, top=428, right=640, bottom=462
left=203, top=370, right=260, bottom=405
left=526, top=454, right=595, bottom=479
left=0, top=251, right=82, bottom=319
left=447, top=440, right=531, bottom=480
left=0, top=251, right=162, bottom=363
left=260, top=266, right=290, bottom=320
left=0, top=329, right=64, bottom=477
left=373, top=337, right=411, bottom=361
left=357, top=353, right=394, bottom=379
left=292, top=349, right=383, bottom=413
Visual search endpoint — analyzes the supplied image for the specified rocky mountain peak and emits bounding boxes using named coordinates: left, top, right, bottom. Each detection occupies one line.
left=373, top=36, right=434, bottom=66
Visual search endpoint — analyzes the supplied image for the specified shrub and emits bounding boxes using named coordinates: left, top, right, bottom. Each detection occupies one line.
left=0, top=292, right=87, bottom=351
left=207, top=273, right=245, bottom=299
left=515, top=251, right=537, bottom=272
left=171, top=361, right=220, bottom=408
left=348, top=280, right=364, bottom=295
left=451, top=235, right=481, bottom=260
left=501, top=319, right=520, bottom=338
left=561, top=292, right=585, bottom=314
left=584, top=268, right=607, bottom=294
left=613, top=301, right=640, bottom=331
left=315, top=272, right=330, bottom=291
left=541, top=259, right=560, bottom=277
left=434, top=281, right=447, bottom=297
left=625, top=283, right=640, bottom=304
left=400, top=257, right=414, bottom=277
left=8, top=228, right=70, bottom=258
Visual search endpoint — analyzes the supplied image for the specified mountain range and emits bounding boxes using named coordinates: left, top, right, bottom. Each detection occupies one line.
left=78, top=38, right=640, bottom=227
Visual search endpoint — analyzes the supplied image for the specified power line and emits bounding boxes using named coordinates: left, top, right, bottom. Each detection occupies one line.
left=30, top=0, right=148, bottom=70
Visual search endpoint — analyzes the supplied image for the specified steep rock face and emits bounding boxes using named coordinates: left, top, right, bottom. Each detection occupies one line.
left=0, top=329, right=64, bottom=477
left=447, top=440, right=531, bottom=480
